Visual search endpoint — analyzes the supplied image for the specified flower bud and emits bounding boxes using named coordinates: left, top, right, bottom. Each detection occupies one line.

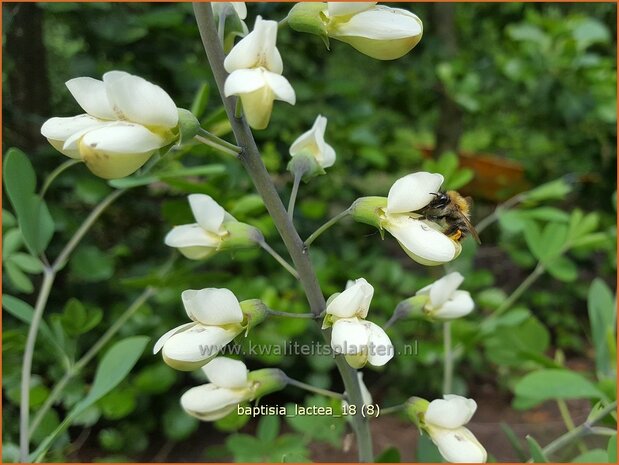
left=350, top=196, right=388, bottom=229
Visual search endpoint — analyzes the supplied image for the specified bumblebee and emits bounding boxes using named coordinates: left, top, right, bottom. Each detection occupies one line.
left=420, top=191, right=481, bottom=244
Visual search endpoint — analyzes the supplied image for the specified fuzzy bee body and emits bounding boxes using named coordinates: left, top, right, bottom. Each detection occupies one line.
left=420, top=190, right=481, bottom=244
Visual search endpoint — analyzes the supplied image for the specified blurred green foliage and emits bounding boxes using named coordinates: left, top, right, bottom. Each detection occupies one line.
left=2, top=2, right=616, bottom=462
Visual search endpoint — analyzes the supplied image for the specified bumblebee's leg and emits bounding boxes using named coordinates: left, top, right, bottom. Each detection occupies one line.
left=443, top=223, right=463, bottom=241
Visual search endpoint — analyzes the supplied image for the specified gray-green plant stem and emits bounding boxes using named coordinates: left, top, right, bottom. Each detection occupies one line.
left=442, top=321, right=453, bottom=394
left=39, top=159, right=81, bottom=198
left=379, top=403, right=406, bottom=415
left=539, top=401, right=616, bottom=459
left=491, top=262, right=545, bottom=319
left=285, top=376, right=344, bottom=400
left=305, top=207, right=352, bottom=247
left=267, top=308, right=318, bottom=319
left=30, top=286, right=156, bottom=435
left=556, top=398, right=588, bottom=454
left=192, top=4, right=373, bottom=460
left=287, top=172, right=302, bottom=221
left=475, top=192, right=526, bottom=234
left=196, top=127, right=242, bottom=154
left=258, top=240, right=300, bottom=279
left=19, top=188, right=126, bottom=461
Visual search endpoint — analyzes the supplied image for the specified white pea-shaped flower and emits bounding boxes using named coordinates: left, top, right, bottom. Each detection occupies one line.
left=154, top=288, right=265, bottom=371
left=289, top=114, right=336, bottom=171
left=181, top=357, right=253, bottom=421
left=164, top=194, right=260, bottom=260
left=416, top=272, right=474, bottom=320
left=351, top=172, right=462, bottom=266
left=224, top=16, right=295, bottom=129
left=424, top=395, right=487, bottom=463
left=325, top=2, right=423, bottom=60
left=324, top=278, right=393, bottom=369
left=40, top=71, right=179, bottom=179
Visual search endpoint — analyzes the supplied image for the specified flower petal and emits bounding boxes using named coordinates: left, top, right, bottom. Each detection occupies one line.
left=181, top=288, right=244, bottom=326
left=425, top=395, right=477, bottom=429
left=387, top=172, right=444, bottom=213
left=365, top=321, right=394, bottom=366
left=335, top=6, right=422, bottom=40
left=162, top=324, right=240, bottom=370
left=78, top=123, right=165, bottom=179
left=224, top=68, right=268, bottom=96
left=434, top=290, right=475, bottom=320
left=331, top=318, right=370, bottom=355
left=164, top=224, right=221, bottom=252
left=181, top=384, right=248, bottom=421
left=428, top=426, right=487, bottom=463
left=385, top=216, right=458, bottom=265
left=224, top=16, right=283, bottom=73
left=153, top=322, right=197, bottom=354
left=41, top=115, right=105, bottom=158
left=103, top=71, right=179, bottom=128
left=65, top=77, right=116, bottom=120
left=289, top=115, right=335, bottom=168
left=327, top=2, right=376, bottom=17
left=188, top=194, right=226, bottom=234
left=326, top=278, right=374, bottom=319
left=202, top=357, right=248, bottom=388
left=263, top=71, right=296, bottom=104
left=429, top=272, right=464, bottom=308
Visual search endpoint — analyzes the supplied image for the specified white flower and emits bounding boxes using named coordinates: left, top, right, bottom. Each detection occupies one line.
left=325, top=3, right=423, bottom=60
left=325, top=278, right=393, bottom=369
left=383, top=172, right=461, bottom=266
left=40, top=71, right=179, bottom=179
left=416, top=272, right=474, bottom=320
left=181, top=357, right=252, bottom=421
left=154, top=289, right=245, bottom=371
left=424, top=395, right=487, bottom=463
left=164, top=194, right=258, bottom=259
left=289, top=115, right=336, bottom=169
left=223, top=16, right=295, bottom=129
left=212, top=2, right=247, bottom=21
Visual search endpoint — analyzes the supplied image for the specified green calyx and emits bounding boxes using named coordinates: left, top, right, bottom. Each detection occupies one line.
left=350, top=196, right=388, bottom=229
left=286, top=2, right=330, bottom=49
left=240, top=299, right=268, bottom=330
left=248, top=368, right=287, bottom=399
left=219, top=221, right=263, bottom=250
left=396, top=295, right=431, bottom=321
left=287, top=152, right=324, bottom=180
left=176, top=108, right=201, bottom=145
left=405, top=396, right=430, bottom=430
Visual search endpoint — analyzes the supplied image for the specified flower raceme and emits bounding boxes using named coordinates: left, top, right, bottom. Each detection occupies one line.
left=416, top=272, right=474, bottom=321
left=164, top=194, right=261, bottom=260
left=409, top=395, right=487, bottom=463
left=154, top=288, right=267, bottom=371
left=288, top=114, right=336, bottom=177
left=181, top=357, right=285, bottom=421
left=224, top=16, right=295, bottom=130
left=40, top=71, right=180, bottom=179
left=288, top=2, right=423, bottom=61
left=323, top=278, right=393, bottom=369
left=351, top=171, right=463, bottom=266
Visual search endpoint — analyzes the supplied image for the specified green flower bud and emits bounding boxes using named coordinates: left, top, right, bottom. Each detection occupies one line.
left=350, top=196, right=388, bottom=229
left=287, top=151, right=324, bottom=180
left=176, top=108, right=201, bottom=145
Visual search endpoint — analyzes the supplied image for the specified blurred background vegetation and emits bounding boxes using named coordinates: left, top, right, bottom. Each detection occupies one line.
left=2, top=2, right=617, bottom=462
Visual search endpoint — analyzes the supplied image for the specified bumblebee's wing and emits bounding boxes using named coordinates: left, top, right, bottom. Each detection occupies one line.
left=461, top=213, right=481, bottom=244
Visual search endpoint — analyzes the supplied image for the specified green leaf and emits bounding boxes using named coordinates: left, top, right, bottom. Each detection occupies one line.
left=69, top=246, right=115, bottom=282
left=257, top=415, right=280, bottom=442
left=214, top=406, right=251, bottom=432
left=608, top=434, right=617, bottom=463
left=416, top=433, right=443, bottom=463
left=573, top=449, right=608, bottom=463
left=190, top=82, right=210, bottom=118
left=522, top=207, right=570, bottom=223
left=163, top=405, right=199, bottom=441
left=545, top=256, right=578, bottom=282
left=285, top=396, right=345, bottom=447
left=514, top=369, right=604, bottom=408
left=538, top=222, right=569, bottom=261
left=524, top=222, right=544, bottom=259
left=376, top=446, right=401, bottom=463
left=3, top=229, right=22, bottom=257
left=10, top=253, right=43, bottom=274
left=524, top=178, right=571, bottom=203
left=5, top=262, right=34, bottom=293
left=588, top=279, right=616, bottom=378
left=3, top=148, right=37, bottom=215
left=501, top=422, right=527, bottom=461
left=526, top=435, right=548, bottom=463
